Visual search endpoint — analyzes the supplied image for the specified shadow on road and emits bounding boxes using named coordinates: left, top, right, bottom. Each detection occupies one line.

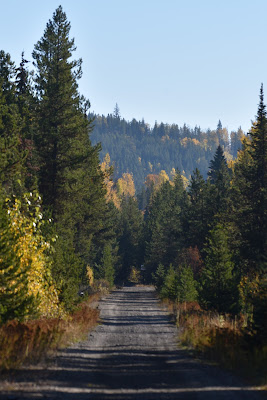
left=0, top=287, right=264, bottom=400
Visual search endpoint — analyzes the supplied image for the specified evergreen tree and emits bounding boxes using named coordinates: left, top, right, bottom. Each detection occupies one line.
left=32, top=6, right=91, bottom=215
left=232, top=85, right=267, bottom=273
left=200, top=224, right=235, bottom=313
left=207, top=145, right=231, bottom=219
left=176, top=265, right=198, bottom=302
left=100, top=243, right=115, bottom=287
left=185, top=168, right=209, bottom=251
left=15, top=52, right=38, bottom=191
left=144, top=172, right=187, bottom=276
left=0, top=51, right=25, bottom=196
left=32, top=6, right=111, bottom=307
left=113, top=103, right=121, bottom=119
left=117, top=196, right=144, bottom=282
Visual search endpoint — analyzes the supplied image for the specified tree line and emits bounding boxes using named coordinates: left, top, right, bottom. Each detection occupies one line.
left=90, top=109, right=244, bottom=190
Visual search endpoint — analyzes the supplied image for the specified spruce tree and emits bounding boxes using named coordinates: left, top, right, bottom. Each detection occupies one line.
left=232, top=85, right=267, bottom=273
left=118, top=196, right=144, bottom=282
left=32, top=6, right=91, bottom=215
left=0, top=51, right=25, bottom=195
left=186, top=168, right=209, bottom=251
left=15, top=52, right=38, bottom=191
left=144, top=172, right=187, bottom=278
left=200, top=224, right=235, bottom=313
left=32, top=7, right=112, bottom=308
left=207, top=145, right=231, bottom=220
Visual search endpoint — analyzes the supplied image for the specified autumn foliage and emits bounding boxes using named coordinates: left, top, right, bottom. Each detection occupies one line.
left=0, top=298, right=99, bottom=370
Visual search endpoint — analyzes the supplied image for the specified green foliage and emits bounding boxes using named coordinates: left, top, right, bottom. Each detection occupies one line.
left=160, top=265, right=178, bottom=300
left=31, top=6, right=116, bottom=305
left=159, top=264, right=198, bottom=302
left=100, top=243, right=115, bottom=287
left=0, top=6, right=266, bottom=348
left=185, top=168, right=209, bottom=250
left=51, top=234, right=83, bottom=311
left=90, top=113, right=241, bottom=191
left=144, top=172, right=187, bottom=277
left=0, top=51, right=26, bottom=196
left=153, top=263, right=166, bottom=292
left=117, top=196, right=144, bottom=282
left=207, top=145, right=231, bottom=220
left=200, top=224, right=235, bottom=313
left=178, top=265, right=198, bottom=302
left=232, top=86, right=267, bottom=275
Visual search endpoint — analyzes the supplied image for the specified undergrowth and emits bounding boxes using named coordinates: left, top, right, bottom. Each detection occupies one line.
left=165, top=300, right=267, bottom=386
left=0, top=294, right=100, bottom=370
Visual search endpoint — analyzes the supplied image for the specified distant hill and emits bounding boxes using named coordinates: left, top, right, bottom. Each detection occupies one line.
left=89, top=113, right=244, bottom=191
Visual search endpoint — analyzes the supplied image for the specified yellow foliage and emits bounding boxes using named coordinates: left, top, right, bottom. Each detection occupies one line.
left=129, top=267, right=141, bottom=283
left=181, top=137, right=189, bottom=147
left=7, top=193, right=64, bottom=318
left=170, top=168, right=176, bottom=180
left=145, top=171, right=169, bottom=193
left=86, top=265, right=94, bottom=286
left=239, top=274, right=260, bottom=314
left=158, top=170, right=169, bottom=185
left=192, top=138, right=200, bottom=146
left=100, top=153, right=120, bottom=208
left=117, top=172, right=135, bottom=198
left=181, top=174, right=189, bottom=189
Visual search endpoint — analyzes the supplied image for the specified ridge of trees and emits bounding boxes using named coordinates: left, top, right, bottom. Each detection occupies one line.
left=89, top=110, right=244, bottom=190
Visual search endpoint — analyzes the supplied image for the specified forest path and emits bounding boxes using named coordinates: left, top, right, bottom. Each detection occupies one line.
left=0, top=286, right=265, bottom=400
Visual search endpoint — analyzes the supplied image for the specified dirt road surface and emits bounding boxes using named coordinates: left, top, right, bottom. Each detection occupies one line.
left=0, top=286, right=265, bottom=399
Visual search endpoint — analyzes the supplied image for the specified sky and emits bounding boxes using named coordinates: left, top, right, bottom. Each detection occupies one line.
left=1, top=0, right=267, bottom=133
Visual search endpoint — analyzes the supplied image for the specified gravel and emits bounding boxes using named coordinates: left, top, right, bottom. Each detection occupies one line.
left=0, top=285, right=265, bottom=399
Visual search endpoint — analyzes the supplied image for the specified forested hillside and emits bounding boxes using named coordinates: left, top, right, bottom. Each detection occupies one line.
left=90, top=109, right=244, bottom=190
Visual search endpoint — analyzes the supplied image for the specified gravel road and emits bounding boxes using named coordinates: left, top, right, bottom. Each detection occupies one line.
left=0, top=285, right=265, bottom=399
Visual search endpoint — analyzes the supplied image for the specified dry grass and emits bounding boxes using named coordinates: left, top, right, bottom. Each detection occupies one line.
left=165, top=300, right=267, bottom=386
left=0, top=294, right=100, bottom=370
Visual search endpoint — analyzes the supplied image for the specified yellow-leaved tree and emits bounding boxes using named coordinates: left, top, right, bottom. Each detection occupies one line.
left=117, top=172, right=135, bottom=199
left=100, top=153, right=121, bottom=208
left=7, top=192, right=64, bottom=319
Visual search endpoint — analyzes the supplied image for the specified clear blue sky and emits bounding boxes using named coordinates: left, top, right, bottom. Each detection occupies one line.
left=1, top=0, right=267, bottom=133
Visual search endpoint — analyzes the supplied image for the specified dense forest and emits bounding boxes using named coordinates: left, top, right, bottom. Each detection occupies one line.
left=90, top=109, right=244, bottom=190
left=0, top=4, right=266, bottom=362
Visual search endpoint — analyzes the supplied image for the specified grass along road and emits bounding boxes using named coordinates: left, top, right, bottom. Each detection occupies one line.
left=0, top=286, right=265, bottom=399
